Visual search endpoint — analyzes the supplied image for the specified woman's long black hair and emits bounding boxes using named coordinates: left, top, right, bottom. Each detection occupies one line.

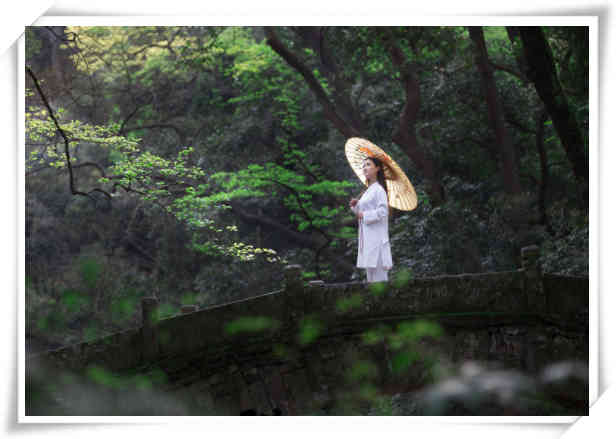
left=362, top=156, right=392, bottom=217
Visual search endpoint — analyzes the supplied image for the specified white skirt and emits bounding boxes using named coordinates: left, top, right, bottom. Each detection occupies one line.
left=365, top=250, right=389, bottom=283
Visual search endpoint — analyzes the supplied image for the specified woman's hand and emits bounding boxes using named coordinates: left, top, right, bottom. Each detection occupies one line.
left=350, top=198, right=362, bottom=219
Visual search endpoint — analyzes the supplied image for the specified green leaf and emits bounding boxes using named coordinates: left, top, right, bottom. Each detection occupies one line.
left=297, top=316, right=324, bottom=345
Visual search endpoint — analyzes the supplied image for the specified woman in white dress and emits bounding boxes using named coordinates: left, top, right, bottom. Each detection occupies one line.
left=349, top=156, right=393, bottom=283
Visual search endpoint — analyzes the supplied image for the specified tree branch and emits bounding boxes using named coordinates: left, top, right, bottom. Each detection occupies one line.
left=377, top=28, right=445, bottom=204
left=118, top=101, right=149, bottom=136
left=26, top=66, right=98, bottom=201
left=505, top=115, right=535, bottom=134
left=263, top=177, right=327, bottom=242
left=489, top=60, right=526, bottom=83
left=122, top=123, right=187, bottom=144
left=229, top=201, right=355, bottom=274
left=264, top=27, right=362, bottom=138
left=71, top=161, right=107, bottom=176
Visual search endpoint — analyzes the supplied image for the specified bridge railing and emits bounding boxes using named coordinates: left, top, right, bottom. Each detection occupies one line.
left=27, top=245, right=588, bottom=375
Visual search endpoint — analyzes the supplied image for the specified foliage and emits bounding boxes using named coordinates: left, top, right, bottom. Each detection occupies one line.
left=25, top=104, right=285, bottom=264
left=205, top=162, right=354, bottom=232
left=26, top=106, right=140, bottom=171
left=25, top=25, right=589, bottom=355
left=25, top=27, right=42, bottom=61
left=297, top=315, right=325, bottom=346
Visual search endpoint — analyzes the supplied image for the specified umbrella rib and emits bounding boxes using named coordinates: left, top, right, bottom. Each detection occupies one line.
left=345, top=137, right=417, bottom=211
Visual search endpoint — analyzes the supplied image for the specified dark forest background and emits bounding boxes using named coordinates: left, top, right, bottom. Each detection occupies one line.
left=25, top=26, right=588, bottom=353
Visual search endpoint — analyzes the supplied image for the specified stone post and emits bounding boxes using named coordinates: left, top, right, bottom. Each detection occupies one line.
left=520, top=245, right=546, bottom=375
left=521, top=245, right=546, bottom=312
left=283, top=264, right=304, bottom=324
left=141, top=297, right=160, bottom=362
left=181, top=305, right=198, bottom=314
left=283, top=265, right=303, bottom=292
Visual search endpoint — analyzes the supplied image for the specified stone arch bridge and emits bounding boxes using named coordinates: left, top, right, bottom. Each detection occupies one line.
left=26, top=245, right=588, bottom=415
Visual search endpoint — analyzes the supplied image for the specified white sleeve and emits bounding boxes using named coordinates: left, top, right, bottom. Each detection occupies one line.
left=363, top=187, right=388, bottom=224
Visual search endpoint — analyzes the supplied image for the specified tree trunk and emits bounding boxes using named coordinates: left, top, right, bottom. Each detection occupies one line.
left=468, top=26, right=522, bottom=195
left=535, top=109, right=553, bottom=234
left=292, top=27, right=364, bottom=131
left=379, top=28, right=446, bottom=205
left=514, top=26, right=588, bottom=186
left=264, top=27, right=362, bottom=139
left=265, top=26, right=445, bottom=206
left=505, top=26, right=529, bottom=82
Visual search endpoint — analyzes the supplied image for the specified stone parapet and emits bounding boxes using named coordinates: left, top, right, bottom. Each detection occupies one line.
left=26, top=245, right=589, bottom=416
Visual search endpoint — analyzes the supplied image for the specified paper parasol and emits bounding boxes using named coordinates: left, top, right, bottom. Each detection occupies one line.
left=345, top=137, right=418, bottom=211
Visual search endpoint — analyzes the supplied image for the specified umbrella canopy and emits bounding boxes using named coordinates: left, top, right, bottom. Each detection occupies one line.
left=345, top=137, right=418, bottom=211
